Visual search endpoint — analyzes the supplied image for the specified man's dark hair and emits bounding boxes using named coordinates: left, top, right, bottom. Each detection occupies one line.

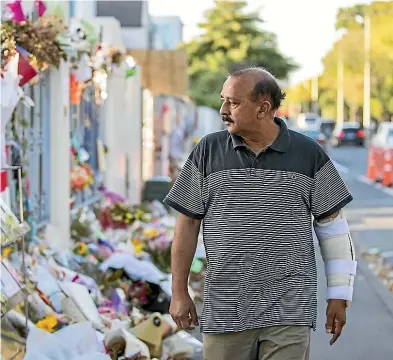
left=229, top=67, right=286, bottom=109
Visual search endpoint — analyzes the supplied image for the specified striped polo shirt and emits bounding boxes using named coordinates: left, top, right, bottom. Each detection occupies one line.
left=164, top=117, right=353, bottom=334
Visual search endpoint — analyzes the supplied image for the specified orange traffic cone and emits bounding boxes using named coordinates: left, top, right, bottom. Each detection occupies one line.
left=382, top=149, right=393, bottom=187
left=366, top=146, right=377, bottom=182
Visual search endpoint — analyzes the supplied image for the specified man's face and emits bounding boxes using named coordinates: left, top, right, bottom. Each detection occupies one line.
left=220, top=76, right=261, bottom=136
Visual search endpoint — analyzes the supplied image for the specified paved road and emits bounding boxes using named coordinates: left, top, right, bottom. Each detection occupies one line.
left=310, top=146, right=393, bottom=359
left=190, top=146, right=393, bottom=359
left=330, top=146, right=393, bottom=254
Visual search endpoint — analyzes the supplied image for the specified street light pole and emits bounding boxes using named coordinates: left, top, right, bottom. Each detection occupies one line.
left=363, top=14, right=371, bottom=130
left=337, top=43, right=344, bottom=126
left=311, top=76, right=319, bottom=114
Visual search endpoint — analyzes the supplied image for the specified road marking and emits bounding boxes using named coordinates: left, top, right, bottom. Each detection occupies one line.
left=333, top=162, right=393, bottom=197
left=357, top=175, right=393, bottom=197
left=332, top=160, right=349, bottom=174
left=358, top=175, right=373, bottom=185
left=381, top=186, right=393, bottom=197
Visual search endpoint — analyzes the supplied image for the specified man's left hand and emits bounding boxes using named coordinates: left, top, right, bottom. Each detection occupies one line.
left=326, top=299, right=347, bottom=345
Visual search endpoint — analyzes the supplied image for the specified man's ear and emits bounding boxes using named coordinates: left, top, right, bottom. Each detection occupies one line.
left=258, top=101, right=272, bottom=116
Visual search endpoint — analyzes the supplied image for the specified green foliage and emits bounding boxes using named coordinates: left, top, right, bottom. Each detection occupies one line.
left=182, top=0, right=297, bottom=108
left=288, top=1, right=393, bottom=122
left=336, top=1, right=393, bottom=31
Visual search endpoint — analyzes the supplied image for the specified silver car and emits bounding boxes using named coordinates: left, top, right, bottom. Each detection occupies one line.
left=292, top=127, right=329, bottom=152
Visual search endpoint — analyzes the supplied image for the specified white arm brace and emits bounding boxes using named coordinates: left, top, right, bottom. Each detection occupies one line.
left=313, top=210, right=357, bottom=304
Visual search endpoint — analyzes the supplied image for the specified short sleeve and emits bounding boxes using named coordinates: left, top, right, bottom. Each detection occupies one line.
left=164, top=144, right=205, bottom=219
left=310, top=159, right=353, bottom=220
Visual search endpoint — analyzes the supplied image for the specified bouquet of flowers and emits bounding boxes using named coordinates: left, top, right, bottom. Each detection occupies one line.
left=131, top=220, right=174, bottom=273
left=35, top=314, right=58, bottom=333
left=73, top=241, right=89, bottom=257
left=98, top=203, right=150, bottom=230
left=70, top=163, right=94, bottom=192
left=1, top=16, right=67, bottom=72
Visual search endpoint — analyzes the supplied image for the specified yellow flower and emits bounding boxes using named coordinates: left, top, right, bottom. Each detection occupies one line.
left=143, top=229, right=159, bottom=238
left=2, top=248, right=12, bottom=259
left=132, top=239, right=144, bottom=254
left=36, top=314, right=58, bottom=333
left=75, top=242, right=88, bottom=256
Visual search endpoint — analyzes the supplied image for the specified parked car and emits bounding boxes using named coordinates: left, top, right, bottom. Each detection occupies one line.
left=292, top=127, right=328, bottom=152
left=332, top=122, right=365, bottom=147
left=371, top=122, right=393, bottom=148
left=318, top=118, right=336, bottom=139
left=296, top=112, right=319, bottom=128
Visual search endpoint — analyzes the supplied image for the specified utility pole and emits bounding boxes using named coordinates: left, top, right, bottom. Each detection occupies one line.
left=337, top=44, right=344, bottom=126
left=311, top=76, right=319, bottom=114
left=363, top=14, right=371, bottom=130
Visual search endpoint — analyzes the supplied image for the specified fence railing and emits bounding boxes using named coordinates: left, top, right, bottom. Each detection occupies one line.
left=5, top=72, right=51, bottom=231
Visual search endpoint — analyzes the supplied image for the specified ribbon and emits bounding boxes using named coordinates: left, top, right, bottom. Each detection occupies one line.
left=35, top=0, right=46, bottom=17
left=15, top=47, right=38, bottom=86
left=6, top=0, right=26, bottom=23
left=125, top=67, right=137, bottom=78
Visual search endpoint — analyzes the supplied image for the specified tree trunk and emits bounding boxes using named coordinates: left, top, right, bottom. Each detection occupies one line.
left=350, top=104, right=358, bottom=122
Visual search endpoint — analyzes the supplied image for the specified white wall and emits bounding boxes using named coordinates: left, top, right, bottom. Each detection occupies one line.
left=125, top=70, right=143, bottom=204
left=194, top=106, right=224, bottom=139
left=93, top=17, right=143, bottom=204
left=92, top=17, right=126, bottom=52
left=104, top=65, right=143, bottom=204
left=142, top=90, right=155, bottom=181
left=44, top=6, right=145, bottom=250
left=122, top=0, right=150, bottom=49
left=46, top=60, right=71, bottom=251
left=122, top=27, right=150, bottom=49
left=73, top=0, right=96, bottom=18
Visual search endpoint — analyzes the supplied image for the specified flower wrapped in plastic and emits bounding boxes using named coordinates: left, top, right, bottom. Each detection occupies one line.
left=70, top=164, right=94, bottom=192
left=24, top=322, right=111, bottom=360
left=98, top=203, right=150, bottom=230
left=35, top=314, right=58, bottom=333
left=1, top=17, right=68, bottom=72
left=129, top=221, right=174, bottom=273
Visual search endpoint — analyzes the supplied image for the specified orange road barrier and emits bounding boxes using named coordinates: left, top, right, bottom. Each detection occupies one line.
left=375, top=147, right=386, bottom=182
left=382, top=149, right=393, bottom=187
left=366, top=146, right=377, bottom=182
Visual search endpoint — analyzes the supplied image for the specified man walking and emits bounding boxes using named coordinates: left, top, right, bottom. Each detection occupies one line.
left=164, top=68, right=356, bottom=360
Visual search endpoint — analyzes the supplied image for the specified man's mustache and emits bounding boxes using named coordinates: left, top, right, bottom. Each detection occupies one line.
left=222, top=115, right=234, bottom=123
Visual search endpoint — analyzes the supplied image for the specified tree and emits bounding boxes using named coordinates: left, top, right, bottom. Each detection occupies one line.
left=287, top=1, right=393, bottom=123
left=285, top=79, right=312, bottom=112
left=319, top=31, right=365, bottom=121
left=335, top=1, right=393, bottom=122
left=181, top=1, right=297, bottom=109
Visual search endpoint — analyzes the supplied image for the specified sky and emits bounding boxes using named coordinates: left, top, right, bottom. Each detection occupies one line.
left=149, top=0, right=372, bottom=84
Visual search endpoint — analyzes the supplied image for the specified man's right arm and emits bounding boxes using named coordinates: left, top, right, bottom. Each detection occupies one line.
left=170, top=214, right=201, bottom=329
left=163, top=140, right=206, bottom=329
left=171, top=214, right=201, bottom=295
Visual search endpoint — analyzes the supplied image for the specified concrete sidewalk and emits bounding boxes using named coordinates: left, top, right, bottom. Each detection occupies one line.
left=310, top=250, right=393, bottom=360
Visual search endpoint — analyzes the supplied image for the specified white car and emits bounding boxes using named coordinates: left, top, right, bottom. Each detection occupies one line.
left=372, top=122, right=393, bottom=148
left=296, top=113, right=319, bottom=128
